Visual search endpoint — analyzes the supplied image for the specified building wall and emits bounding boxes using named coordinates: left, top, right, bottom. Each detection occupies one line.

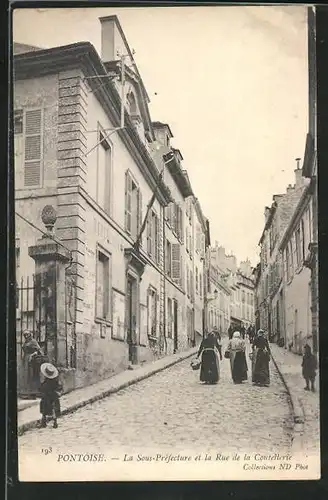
left=282, top=196, right=313, bottom=354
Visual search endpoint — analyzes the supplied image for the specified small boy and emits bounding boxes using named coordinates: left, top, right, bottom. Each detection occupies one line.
left=302, top=344, right=318, bottom=392
left=39, top=363, right=63, bottom=428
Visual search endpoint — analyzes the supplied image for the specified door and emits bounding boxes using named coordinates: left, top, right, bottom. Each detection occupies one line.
left=126, top=274, right=138, bottom=363
left=173, top=299, right=178, bottom=352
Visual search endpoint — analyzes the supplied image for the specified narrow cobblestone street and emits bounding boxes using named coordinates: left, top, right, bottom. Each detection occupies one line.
left=19, top=341, right=293, bottom=456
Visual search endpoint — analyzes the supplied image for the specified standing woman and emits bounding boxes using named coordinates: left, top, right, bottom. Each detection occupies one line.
left=20, top=330, right=43, bottom=399
left=226, top=331, right=248, bottom=384
left=197, top=331, right=222, bottom=385
left=252, top=329, right=271, bottom=387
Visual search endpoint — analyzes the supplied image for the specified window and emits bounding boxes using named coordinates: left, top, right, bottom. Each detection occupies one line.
left=125, top=171, right=142, bottom=241
left=295, top=226, right=302, bottom=267
left=301, top=220, right=305, bottom=261
left=14, top=110, right=23, bottom=134
left=190, top=269, right=193, bottom=300
left=15, top=238, right=20, bottom=269
left=24, top=109, right=43, bottom=187
left=167, top=298, right=173, bottom=338
left=165, top=239, right=171, bottom=277
left=286, top=245, right=291, bottom=281
left=147, top=287, right=158, bottom=337
left=97, top=129, right=112, bottom=214
left=127, top=92, right=138, bottom=116
left=195, top=267, right=199, bottom=294
left=199, top=272, right=203, bottom=299
left=171, top=243, right=182, bottom=287
left=147, top=210, right=159, bottom=262
left=96, top=249, right=111, bottom=322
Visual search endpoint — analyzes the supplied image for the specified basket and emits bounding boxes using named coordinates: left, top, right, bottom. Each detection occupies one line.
left=190, top=359, right=201, bottom=371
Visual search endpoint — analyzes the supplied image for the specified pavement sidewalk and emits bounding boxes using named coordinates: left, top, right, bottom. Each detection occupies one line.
left=17, top=346, right=198, bottom=436
left=270, top=343, right=320, bottom=453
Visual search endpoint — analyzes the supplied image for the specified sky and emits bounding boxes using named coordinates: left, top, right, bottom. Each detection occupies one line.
left=13, top=6, right=309, bottom=266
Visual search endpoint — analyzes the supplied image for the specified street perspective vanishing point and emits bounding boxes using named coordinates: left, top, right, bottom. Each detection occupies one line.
left=11, top=5, right=319, bottom=482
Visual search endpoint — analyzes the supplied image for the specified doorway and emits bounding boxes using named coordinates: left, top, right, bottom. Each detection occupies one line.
left=126, top=274, right=138, bottom=363
left=173, top=299, right=178, bottom=352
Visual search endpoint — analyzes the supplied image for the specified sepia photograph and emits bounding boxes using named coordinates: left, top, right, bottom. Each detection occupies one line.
left=12, top=5, right=319, bottom=481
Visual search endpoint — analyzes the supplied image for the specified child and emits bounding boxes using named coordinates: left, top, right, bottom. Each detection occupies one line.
left=39, top=363, right=63, bottom=428
left=302, top=344, right=318, bottom=392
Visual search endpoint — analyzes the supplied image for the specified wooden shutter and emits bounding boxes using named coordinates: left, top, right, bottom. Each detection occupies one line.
left=146, top=212, right=152, bottom=254
left=24, top=109, right=42, bottom=187
left=138, top=188, right=142, bottom=245
left=125, top=171, right=132, bottom=233
left=171, top=243, right=181, bottom=286
left=156, top=214, right=160, bottom=264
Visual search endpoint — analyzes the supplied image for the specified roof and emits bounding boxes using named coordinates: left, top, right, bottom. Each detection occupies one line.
left=13, top=42, right=43, bottom=54
left=302, top=133, right=315, bottom=178
left=152, top=121, right=174, bottom=138
left=13, top=41, right=172, bottom=206
left=258, top=201, right=277, bottom=246
left=279, top=183, right=312, bottom=251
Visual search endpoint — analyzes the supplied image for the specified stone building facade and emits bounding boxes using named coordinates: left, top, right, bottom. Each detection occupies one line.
left=14, top=16, right=209, bottom=391
left=256, top=168, right=307, bottom=342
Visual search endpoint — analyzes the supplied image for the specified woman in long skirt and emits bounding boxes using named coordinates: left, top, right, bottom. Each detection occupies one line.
left=252, top=329, right=271, bottom=386
left=226, top=331, right=248, bottom=384
left=197, top=331, right=221, bottom=384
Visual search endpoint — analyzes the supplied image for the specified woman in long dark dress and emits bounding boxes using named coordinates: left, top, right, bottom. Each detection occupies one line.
left=197, top=331, right=222, bottom=384
left=226, top=331, right=248, bottom=383
left=20, top=330, right=43, bottom=399
left=252, top=329, right=271, bottom=386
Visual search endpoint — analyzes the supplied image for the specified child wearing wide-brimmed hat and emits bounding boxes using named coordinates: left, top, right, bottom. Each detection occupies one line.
left=39, top=363, right=63, bottom=429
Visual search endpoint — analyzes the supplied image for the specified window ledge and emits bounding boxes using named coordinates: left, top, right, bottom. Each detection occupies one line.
left=111, top=335, right=125, bottom=343
left=148, top=334, right=158, bottom=342
left=95, top=318, right=112, bottom=326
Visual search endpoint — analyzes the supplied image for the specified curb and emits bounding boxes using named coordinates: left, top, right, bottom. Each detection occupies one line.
left=270, top=350, right=305, bottom=451
left=18, top=347, right=198, bottom=436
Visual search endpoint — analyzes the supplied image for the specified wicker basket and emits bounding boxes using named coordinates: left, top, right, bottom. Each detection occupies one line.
left=190, top=359, right=201, bottom=371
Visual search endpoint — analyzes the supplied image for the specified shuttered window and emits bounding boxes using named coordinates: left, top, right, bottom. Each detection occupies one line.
left=125, top=171, right=141, bottom=241
left=96, top=249, right=111, bottom=322
left=171, top=243, right=181, bottom=287
left=24, top=109, right=42, bottom=187
left=167, top=298, right=173, bottom=339
left=147, top=210, right=159, bottom=262
left=147, top=287, right=158, bottom=337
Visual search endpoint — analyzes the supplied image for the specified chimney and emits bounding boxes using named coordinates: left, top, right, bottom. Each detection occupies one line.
left=99, top=16, right=116, bottom=64
left=294, top=157, right=304, bottom=189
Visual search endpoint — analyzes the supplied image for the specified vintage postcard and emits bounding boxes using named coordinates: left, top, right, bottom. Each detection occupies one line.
left=12, top=5, right=319, bottom=481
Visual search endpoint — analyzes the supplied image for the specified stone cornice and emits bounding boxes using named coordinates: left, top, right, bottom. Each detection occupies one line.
left=14, top=42, right=172, bottom=206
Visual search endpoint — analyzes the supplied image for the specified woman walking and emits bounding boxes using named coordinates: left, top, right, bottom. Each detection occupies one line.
left=226, top=331, right=248, bottom=384
left=252, top=329, right=271, bottom=387
left=197, top=331, right=222, bottom=384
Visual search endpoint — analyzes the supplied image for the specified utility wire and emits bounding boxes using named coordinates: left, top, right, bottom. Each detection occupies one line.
left=15, top=211, right=72, bottom=256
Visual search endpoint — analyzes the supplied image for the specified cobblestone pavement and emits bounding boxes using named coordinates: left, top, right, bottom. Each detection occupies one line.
left=19, top=341, right=293, bottom=456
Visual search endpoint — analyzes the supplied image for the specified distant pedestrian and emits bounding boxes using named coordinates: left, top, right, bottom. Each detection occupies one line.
left=39, top=363, right=63, bottom=429
left=226, top=331, right=248, bottom=384
left=197, top=331, right=221, bottom=384
left=240, top=325, right=246, bottom=340
left=302, top=344, right=317, bottom=392
left=252, top=329, right=271, bottom=387
left=212, top=327, right=222, bottom=359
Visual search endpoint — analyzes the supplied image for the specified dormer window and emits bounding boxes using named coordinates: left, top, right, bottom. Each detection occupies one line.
left=127, top=91, right=138, bottom=116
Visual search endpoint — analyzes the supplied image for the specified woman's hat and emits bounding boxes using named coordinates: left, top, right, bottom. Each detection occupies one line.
left=23, top=329, right=32, bottom=338
left=40, top=363, right=58, bottom=379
